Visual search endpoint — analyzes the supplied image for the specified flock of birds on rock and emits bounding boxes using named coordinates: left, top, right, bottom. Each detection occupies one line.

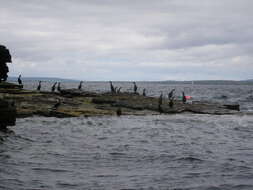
left=109, top=81, right=188, bottom=108
left=16, top=75, right=189, bottom=114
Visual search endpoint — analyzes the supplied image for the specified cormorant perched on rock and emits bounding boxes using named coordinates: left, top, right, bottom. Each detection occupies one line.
left=78, top=81, right=83, bottom=90
left=159, top=92, right=163, bottom=105
left=158, top=92, right=163, bottom=113
left=57, top=82, right=61, bottom=92
left=37, top=81, right=42, bottom=91
left=142, top=88, right=146, bottom=96
left=52, top=98, right=61, bottom=110
left=51, top=82, right=57, bottom=92
left=117, top=87, right=122, bottom=94
left=110, top=81, right=115, bottom=93
left=116, top=107, right=122, bottom=116
left=168, top=89, right=175, bottom=99
left=18, top=75, right=22, bottom=85
left=133, top=82, right=138, bottom=94
left=182, top=91, right=187, bottom=104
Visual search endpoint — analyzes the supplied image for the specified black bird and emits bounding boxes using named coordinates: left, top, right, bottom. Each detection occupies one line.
left=117, top=87, right=122, bottom=94
left=168, top=89, right=175, bottom=99
left=116, top=107, right=122, bottom=116
left=142, top=88, right=146, bottom=96
left=37, top=81, right=42, bottom=91
left=158, top=92, right=163, bottom=113
left=18, top=75, right=22, bottom=85
left=133, top=82, right=138, bottom=94
left=51, top=82, right=57, bottom=92
left=57, top=82, right=61, bottom=92
left=182, top=91, right=187, bottom=104
left=110, top=81, right=115, bottom=93
left=159, top=92, right=163, bottom=105
left=78, top=81, right=83, bottom=90
left=52, top=98, right=61, bottom=110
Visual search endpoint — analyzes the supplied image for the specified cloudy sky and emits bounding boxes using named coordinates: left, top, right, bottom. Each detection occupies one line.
left=1, top=0, right=252, bottom=81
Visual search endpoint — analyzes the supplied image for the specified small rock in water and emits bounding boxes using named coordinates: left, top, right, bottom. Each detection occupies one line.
left=116, top=107, right=122, bottom=116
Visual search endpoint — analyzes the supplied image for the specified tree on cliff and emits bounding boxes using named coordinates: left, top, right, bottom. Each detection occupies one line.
left=0, top=45, right=12, bottom=82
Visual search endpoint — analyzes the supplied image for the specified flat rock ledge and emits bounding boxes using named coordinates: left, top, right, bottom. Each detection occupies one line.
left=0, top=83, right=240, bottom=118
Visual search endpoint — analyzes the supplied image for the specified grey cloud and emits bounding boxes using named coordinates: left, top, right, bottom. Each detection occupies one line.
left=1, top=0, right=253, bottom=80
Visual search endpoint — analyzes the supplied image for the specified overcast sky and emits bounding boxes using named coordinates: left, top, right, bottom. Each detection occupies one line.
left=1, top=0, right=252, bottom=81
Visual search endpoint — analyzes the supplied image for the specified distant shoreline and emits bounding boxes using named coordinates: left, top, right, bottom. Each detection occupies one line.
left=7, top=77, right=253, bottom=85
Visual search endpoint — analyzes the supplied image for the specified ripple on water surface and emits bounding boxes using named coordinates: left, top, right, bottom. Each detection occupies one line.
left=1, top=114, right=253, bottom=189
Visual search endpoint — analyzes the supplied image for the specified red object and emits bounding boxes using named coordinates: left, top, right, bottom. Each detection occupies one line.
left=185, top=96, right=191, bottom=100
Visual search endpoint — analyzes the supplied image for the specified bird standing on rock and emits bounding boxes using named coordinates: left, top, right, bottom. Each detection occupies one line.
left=37, top=81, right=42, bottom=91
left=78, top=81, right=83, bottom=90
left=182, top=91, right=187, bottom=104
left=51, top=82, right=57, bottom=92
left=133, top=82, right=138, bottom=94
left=57, top=82, right=61, bottom=92
left=168, top=89, right=175, bottom=99
left=110, top=81, right=115, bottom=93
left=18, top=74, right=22, bottom=85
left=143, top=88, right=146, bottom=96
left=117, top=87, right=122, bottom=94
left=158, top=92, right=163, bottom=113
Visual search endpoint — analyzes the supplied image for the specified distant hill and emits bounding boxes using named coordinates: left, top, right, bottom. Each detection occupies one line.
left=6, top=77, right=253, bottom=85
left=7, top=76, right=79, bottom=82
left=160, top=80, right=253, bottom=85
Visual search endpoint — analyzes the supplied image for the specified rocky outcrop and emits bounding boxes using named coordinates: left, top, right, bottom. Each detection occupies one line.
left=0, top=81, right=23, bottom=89
left=0, top=45, right=12, bottom=82
left=0, top=83, right=240, bottom=118
left=0, top=99, right=16, bottom=130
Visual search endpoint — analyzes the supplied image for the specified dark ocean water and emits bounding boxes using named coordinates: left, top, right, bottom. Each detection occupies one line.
left=1, top=81, right=253, bottom=190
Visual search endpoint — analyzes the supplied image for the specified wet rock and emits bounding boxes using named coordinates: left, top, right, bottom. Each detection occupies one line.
left=223, top=104, right=240, bottom=111
left=0, top=84, right=241, bottom=118
left=59, top=89, right=98, bottom=97
left=0, top=99, right=16, bottom=130
left=0, top=81, right=23, bottom=89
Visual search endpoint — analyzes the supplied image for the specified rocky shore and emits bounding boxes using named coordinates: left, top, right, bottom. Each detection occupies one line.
left=0, top=82, right=240, bottom=121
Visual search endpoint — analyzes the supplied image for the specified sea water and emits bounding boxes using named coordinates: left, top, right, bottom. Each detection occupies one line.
left=0, top=82, right=253, bottom=190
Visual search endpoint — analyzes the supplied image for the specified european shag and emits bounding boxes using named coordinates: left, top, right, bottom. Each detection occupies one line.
left=168, top=89, right=175, bottom=99
left=117, top=87, right=122, bottom=93
left=110, top=81, right=115, bottom=93
left=182, top=91, right=187, bottom=104
left=51, top=82, right=57, bottom=92
left=78, top=81, right=83, bottom=90
left=18, top=75, right=22, bottom=85
left=159, top=92, right=163, bottom=105
left=57, top=82, right=61, bottom=92
left=37, top=81, right=42, bottom=91
left=133, top=82, right=137, bottom=94
left=158, top=92, right=163, bottom=113
left=143, top=88, right=146, bottom=96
